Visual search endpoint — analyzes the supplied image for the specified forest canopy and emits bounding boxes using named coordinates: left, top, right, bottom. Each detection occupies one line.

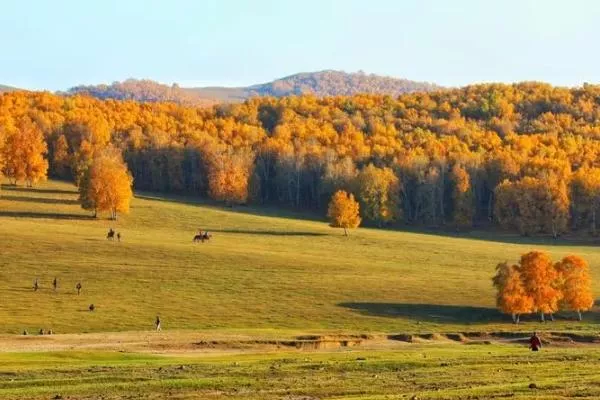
left=3, top=81, right=600, bottom=234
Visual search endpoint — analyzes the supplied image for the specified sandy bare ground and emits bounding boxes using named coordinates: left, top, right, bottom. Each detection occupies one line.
left=0, top=331, right=294, bottom=354
left=0, top=330, right=597, bottom=355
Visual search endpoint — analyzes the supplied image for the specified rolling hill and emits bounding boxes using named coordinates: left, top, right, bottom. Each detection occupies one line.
left=66, top=79, right=218, bottom=106
left=66, top=70, right=441, bottom=104
left=0, top=84, right=19, bottom=93
left=2, top=179, right=600, bottom=399
left=1, top=179, right=598, bottom=334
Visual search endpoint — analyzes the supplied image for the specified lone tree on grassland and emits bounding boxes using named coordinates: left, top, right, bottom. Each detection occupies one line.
left=327, top=190, right=361, bottom=236
left=79, top=147, right=133, bottom=220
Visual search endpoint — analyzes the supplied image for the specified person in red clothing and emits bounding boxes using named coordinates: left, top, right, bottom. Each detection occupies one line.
left=529, top=332, right=542, bottom=351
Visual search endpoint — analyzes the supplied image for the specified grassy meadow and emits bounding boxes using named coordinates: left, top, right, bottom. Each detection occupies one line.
left=3, top=179, right=600, bottom=399
left=1, top=179, right=600, bottom=334
left=2, top=344, right=600, bottom=399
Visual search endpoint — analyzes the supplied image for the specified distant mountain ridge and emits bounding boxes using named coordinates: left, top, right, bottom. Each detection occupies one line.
left=66, top=70, right=441, bottom=104
left=0, top=84, right=19, bottom=93
left=246, top=70, right=439, bottom=97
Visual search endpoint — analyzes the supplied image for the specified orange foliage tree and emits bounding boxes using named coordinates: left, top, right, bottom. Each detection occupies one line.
left=327, top=190, right=361, bottom=236
left=571, top=167, right=600, bottom=235
left=519, top=251, right=562, bottom=322
left=492, top=262, right=533, bottom=323
left=82, top=147, right=133, bottom=219
left=356, top=164, right=400, bottom=226
left=51, top=134, right=71, bottom=178
left=495, top=177, right=569, bottom=238
left=0, top=126, right=4, bottom=194
left=8, top=83, right=600, bottom=236
left=450, top=164, right=474, bottom=230
left=207, top=147, right=254, bottom=205
left=2, top=118, right=48, bottom=186
left=555, top=255, right=594, bottom=320
left=494, top=251, right=595, bottom=322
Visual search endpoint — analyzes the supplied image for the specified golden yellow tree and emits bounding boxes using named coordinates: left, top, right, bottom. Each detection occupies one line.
left=555, top=255, right=594, bottom=320
left=327, top=190, right=361, bottom=236
left=571, top=167, right=600, bottom=234
left=495, top=177, right=569, bottom=238
left=0, top=125, right=5, bottom=192
left=492, top=262, right=533, bottom=323
left=207, top=148, right=254, bottom=205
left=450, top=164, right=474, bottom=229
left=3, top=118, right=48, bottom=186
left=51, top=134, right=71, bottom=178
left=519, top=251, right=562, bottom=322
left=356, top=164, right=400, bottom=226
left=84, top=148, right=133, bottom=220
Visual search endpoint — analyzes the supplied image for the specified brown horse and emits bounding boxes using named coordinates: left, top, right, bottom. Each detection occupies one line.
left=193, top=232, right=211, bottom=243
left=107, top=229, right=115, bottom=240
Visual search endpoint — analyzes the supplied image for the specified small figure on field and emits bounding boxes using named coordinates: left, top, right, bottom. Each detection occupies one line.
left=155, top=315, right=161, bottom=331
left=38, top=328, right=44, bottom=335
left=52, top=277, right=58, bottom=292
left=47, top=329, right=53, bottom=335
left=76, top=282, right=82, bottom=295
left=117, top=232, right=121, bottom=242
left=89, top=304, right=95, bottom=312
left=107, top=228, right=115, bottom=240
left=33, top=278, right=39, bottom=292
left=22, top=330, right=28, bottom=336
left=529, top=332, right=542, bottom=351
left=193, top=231, right=211, bottom=243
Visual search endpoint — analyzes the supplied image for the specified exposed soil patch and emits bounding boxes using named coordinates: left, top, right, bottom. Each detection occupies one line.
left=193, top=335, right=365, bottom=350
left=387, top=331, right=600, bottom=346
left=0, top=330, right=599, bottom=355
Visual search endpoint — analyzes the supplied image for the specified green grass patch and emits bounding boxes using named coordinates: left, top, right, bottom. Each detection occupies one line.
left=0, top=345, right=598, bottom=399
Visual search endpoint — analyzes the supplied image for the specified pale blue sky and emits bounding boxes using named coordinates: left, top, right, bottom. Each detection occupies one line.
left=1, top=0, right=599, bottom=90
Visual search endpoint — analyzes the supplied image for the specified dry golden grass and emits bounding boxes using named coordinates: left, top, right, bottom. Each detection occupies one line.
left=1, top=179, right=600, bottom=335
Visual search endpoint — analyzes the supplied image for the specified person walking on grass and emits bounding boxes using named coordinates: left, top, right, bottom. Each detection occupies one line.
left=155, top=315, right=161, bottom=332
left=52, top=277, right=58, bottom=292
left=33, top=278, right=39, bottom=292
left=76, top=282, right=82, bottom=295
left=529, top=332, right=542, bottom=351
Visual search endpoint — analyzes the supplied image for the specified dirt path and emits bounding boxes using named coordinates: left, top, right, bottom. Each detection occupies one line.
left=1, top=330, right=598, bottom=355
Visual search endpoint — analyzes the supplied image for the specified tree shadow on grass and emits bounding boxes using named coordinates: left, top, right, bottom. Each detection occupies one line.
left=339, top=302, right=505, bottom=324
left=0, top=211, right=95, bottom=220
left=340, top=302, right=600, bottom=324
left=211, top=228, right=326, bottom=237
left=4, top=288, right=37, bottom=294
left=135, top=193, right=323, bottom=223
left=1, top=185, right=77, bottom=195
left=399, top=226, right=600, bottom=247
left=2, top=195, right=79, bottom=205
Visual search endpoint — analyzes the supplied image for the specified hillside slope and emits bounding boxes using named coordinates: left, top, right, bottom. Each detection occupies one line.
left=0, top=180, right=599, bottom=334
left=0, top=84, right=19, bottom=93
left=67, top=79, right=218, bottom=105
left=244, top=70, right=440, bottom=97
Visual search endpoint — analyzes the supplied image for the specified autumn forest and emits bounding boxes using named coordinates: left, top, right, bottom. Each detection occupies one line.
left=2, top=82, right=600, bottom=235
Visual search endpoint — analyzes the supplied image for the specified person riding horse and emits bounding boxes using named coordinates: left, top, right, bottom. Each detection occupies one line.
left=193, top=231, right=211, bottom=243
